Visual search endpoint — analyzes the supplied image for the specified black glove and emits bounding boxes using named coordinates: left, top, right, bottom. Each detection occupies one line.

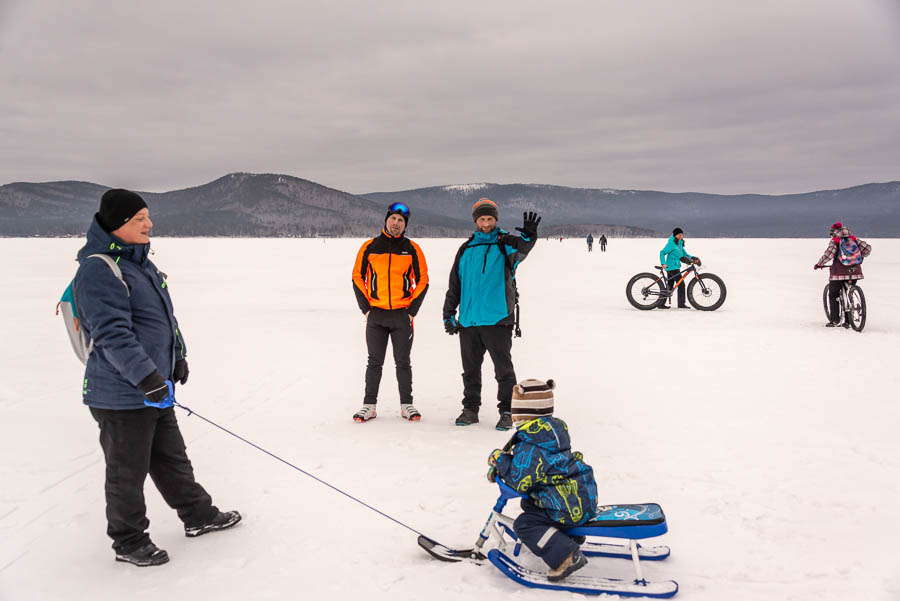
left=813, top=264, right=822, bottom=270
left=138, top=371, right=170, bottom=404
left=444, top=316, right=460, bottom=335
left=515, top=211, right=541, bottom=238
left=173, top=359, right=189, bottom=385
left=692, top=256, right=701, bottom=266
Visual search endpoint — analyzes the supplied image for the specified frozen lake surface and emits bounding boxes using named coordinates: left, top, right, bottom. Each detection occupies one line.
left=1, top=237, right=898, bottom=601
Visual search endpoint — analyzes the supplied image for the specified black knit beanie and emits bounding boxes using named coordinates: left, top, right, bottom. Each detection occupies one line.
left=98, top=189, right=147, bottom=232
left=385, top=202, right=410, bottom=225
left=672, top=227, right=683, bottom=237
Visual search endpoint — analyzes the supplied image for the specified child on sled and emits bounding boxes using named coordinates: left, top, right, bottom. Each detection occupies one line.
left=487, top=378, right=599, bottom=581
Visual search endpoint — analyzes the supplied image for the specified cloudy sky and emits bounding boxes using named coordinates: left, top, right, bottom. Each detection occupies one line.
left=2, top=0, right=899, bottom=195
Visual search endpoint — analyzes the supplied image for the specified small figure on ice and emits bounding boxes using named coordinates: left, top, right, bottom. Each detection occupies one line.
left=814, top=221, right=871, bottom=328
left=487, top=378, right=598, bottom=581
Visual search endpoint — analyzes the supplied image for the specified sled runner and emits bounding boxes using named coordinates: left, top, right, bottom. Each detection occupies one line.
left=418, top=480, right=678, bottom=597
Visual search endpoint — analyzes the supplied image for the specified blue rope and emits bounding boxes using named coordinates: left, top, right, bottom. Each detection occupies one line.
left=174, top=401, right=429, bottom=539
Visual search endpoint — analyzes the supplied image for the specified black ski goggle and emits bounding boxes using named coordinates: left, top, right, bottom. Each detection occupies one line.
left=388, top=202, right=410, bottom=218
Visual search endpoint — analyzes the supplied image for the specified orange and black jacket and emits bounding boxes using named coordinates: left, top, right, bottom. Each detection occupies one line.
left=352, top=230, right=429, bottom=315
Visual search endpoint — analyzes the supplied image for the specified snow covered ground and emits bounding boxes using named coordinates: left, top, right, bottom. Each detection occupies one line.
left=2, top=237, right=898, bottom=601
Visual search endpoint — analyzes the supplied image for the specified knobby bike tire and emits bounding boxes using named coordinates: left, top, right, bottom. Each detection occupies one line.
left=849, top=285, right=866, bottom=332
left=822, top=284, right=832, bottom=321
left=687, top=273, right=727, bottom=311
left=626, top=273, right=666, bottom=310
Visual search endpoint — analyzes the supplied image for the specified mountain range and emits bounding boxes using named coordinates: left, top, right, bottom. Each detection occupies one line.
left=1, top=173, right=898, bottom=237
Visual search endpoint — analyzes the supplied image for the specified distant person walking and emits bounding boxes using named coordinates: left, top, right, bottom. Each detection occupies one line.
left=351, top=202, right=429, bottom=422
left=659, top=228, right=696, bottom=309
left=599, top=234, right=607, bottom=252
left=74, top=189, right=240, bottom=567
left=586, top=233, right=594, bottom=252
left=443, top=198, right=540, bottom=430
left=814, top=222, right=872, bottom=327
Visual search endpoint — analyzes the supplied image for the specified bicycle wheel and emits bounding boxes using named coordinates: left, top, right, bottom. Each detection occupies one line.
left=848, top=285, right=866, bottom=332
left=626, top=273, right=666, bottom=310
left=687, top=273, right=727, bottom=311
left=822, top=284, right=832, bottom=321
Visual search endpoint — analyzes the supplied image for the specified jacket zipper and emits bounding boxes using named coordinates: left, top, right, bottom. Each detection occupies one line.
left=388, top=237, right=393, bottom=309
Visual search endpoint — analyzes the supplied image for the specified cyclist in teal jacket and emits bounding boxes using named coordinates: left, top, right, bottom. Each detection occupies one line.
left=658, top=228, right=697, bottom=309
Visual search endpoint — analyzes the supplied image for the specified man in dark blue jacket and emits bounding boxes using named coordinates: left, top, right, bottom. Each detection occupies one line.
left=442, top=198, right=539, bottom=430
left=74, top=189, right=240, bottom=567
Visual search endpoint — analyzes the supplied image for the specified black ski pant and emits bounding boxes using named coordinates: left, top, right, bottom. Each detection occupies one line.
left=459, top=324, right=516, bottom=414
left=90, top=406, right=217, bottom=554
left=513, top=500, right=580, bottom=570
left=587, top=243, right=592, bottom=252
left=600, top=243, right=606, bottom=251
left=364, top=307, right=414, bottom=404
left=828, top=280, right=854, bottom=322
left=666, top=269, right=687, bottom=307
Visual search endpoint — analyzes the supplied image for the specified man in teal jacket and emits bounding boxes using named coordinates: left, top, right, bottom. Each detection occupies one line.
left=443, top=198, right=539, bottom=430
left=658, top=228, right=697, bottom=309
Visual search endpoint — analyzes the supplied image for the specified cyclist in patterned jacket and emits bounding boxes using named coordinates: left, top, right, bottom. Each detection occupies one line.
left=487, top=378, right=598, bottom=582
left=814, top=222, right=872, bottom=327
left=443, top=198, right=539, bottom=430
left=352, top=202, right=429, bottom=422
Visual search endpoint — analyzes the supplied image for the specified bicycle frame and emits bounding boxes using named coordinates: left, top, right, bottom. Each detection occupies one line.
left=823, top=264, right=859, bottom=319
left=654, top=263, right=708, bottom=297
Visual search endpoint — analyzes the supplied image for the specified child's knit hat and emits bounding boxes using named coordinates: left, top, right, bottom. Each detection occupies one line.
left=511, top=378, right=555, bottom=421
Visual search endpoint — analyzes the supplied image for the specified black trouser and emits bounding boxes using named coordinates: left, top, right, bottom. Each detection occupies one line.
left=828, top=280, right=853, bottom=322
left=666, top=269, right=687, bottom=307
left=587, top=243, right=592, bottom=252
left=90, top=406, right=217, bottom=553
left=365, top=308, right=414, bottom=404
left=459, top=324, right=516, bottom=414
left=600, top=243, right=606, bottom=251
left=514, top=500, right=580, bottom=570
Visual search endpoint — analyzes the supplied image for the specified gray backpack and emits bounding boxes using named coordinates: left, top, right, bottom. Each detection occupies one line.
left=56, top=254, right=130, bottom=364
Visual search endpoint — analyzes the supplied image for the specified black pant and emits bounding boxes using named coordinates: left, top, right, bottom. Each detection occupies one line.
left=666, top=269, right=687, bottom=307
left=365, top=308, right=414, bottom=404
left=90, top=406, right=217, bottom=553
left=600, top=243, right=606, bottom=251
left=459, top=325, right=516, bottom=414
left=828, top=280, right=852, bottom=322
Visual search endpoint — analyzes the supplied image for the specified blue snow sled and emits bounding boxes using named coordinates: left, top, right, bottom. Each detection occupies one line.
left=418, top=480, right=678, bottom=597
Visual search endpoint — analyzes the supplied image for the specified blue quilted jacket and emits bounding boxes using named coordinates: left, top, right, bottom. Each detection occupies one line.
left=494, top=417, right=599, bottom=525
left=73, top=217, right=187, bottom=410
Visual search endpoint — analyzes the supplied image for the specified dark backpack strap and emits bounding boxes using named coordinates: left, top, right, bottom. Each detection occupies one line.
left=495, top=237, right=521, bottom=338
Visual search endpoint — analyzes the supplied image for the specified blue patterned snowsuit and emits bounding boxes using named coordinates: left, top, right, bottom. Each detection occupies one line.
left=493, top=417, right=599, bottom=569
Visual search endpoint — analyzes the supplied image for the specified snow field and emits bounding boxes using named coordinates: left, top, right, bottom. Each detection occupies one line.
left=1, top=237, right=898, bottom=601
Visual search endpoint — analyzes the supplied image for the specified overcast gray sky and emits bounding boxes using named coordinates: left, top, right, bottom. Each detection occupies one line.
left=2, top=0, right=899, bottom=195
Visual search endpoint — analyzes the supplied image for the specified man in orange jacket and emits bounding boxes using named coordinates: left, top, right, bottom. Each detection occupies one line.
left=351, top=203, right=429, bottom=422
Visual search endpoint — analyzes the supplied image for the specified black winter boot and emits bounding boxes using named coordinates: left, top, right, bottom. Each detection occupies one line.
left=185, top=510, right=242, bottom=537
left=115, top=542, right=169, bottom=567
left=455, top=408, right=479, bottom=426
left=495, top=412, right=513, bottom=431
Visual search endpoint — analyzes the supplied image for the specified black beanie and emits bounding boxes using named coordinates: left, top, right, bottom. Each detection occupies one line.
left=385, top=203, right=410, bottom=225
left=98, top=189, right=147, bottom=232
left=672, top=227, right=683, bottom=237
